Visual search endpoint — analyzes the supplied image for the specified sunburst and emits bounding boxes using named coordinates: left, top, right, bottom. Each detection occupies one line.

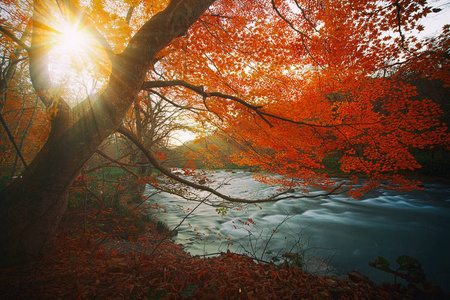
left=54, top=22, right=91, bottom=56
left=46, top=15, right=109, bottom=106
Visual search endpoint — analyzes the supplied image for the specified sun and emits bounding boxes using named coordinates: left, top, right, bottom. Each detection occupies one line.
left=55, top=23, right=91, bottom=56
left=47, top=20, right=110, bottom=106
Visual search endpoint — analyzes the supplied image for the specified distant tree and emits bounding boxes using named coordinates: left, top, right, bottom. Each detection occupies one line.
left=124, top=91, right=188, bottom=174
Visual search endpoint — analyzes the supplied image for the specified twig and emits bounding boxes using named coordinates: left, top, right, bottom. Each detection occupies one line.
left=0, top=111, right=27, bottom=168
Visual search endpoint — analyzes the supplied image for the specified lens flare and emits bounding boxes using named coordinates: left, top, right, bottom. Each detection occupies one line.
left=55, top=23, right=90, bottom=56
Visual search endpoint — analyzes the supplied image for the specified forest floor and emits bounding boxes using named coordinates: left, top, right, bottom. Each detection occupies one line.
left=0, top=207, right=448, bottom=300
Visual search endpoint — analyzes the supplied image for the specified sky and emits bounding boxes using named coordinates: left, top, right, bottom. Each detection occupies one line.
left=419, top=0, right=450, bottom=37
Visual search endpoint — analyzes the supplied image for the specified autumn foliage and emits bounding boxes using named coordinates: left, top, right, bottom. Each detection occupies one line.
left=0, top=0, right=449, bottom=280
left=1, top=0, right=449, bottom=195
left=0, top=208, right=418, bottom=300
left=137, top=0, right=449, bottom=196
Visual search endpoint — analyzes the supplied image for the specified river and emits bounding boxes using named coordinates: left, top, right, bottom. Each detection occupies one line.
left=143, top=170, right=450, bottom=290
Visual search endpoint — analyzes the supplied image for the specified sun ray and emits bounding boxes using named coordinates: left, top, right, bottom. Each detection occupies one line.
left=54, top=22, right=91, bottom=55
left=40, top=6, right=111, bottom=107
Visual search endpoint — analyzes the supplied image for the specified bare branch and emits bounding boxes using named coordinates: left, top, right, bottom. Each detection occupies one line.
left=96, top=150, right=146, bottom=170
left=394, top=0, right=405, bottom=48
left=148, top=89, right=207, bottom=113
left=125, top=5, right=135, bottom=25
left=0, top=25, right=30, bottom=52
left=149, top=197, right=207, bottom=256
left=0, top=111, right=27, bottom=168
left=142, top=80, right=262, bottom=109
left=142, top=80, right=272, bottom=125
left=266, top=182, right=346, bottom=201
left=81, top=177, right=105, bottom=205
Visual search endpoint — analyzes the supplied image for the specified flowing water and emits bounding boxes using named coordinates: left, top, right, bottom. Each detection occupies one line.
left=143, top=170, right=450, bottom=290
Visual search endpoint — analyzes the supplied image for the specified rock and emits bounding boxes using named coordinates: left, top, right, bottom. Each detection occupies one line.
left=347, top=270, right=373, bottom=284
left=303, top=258, right=336, bottom=276
left=325, top=278, right=339, bottom=288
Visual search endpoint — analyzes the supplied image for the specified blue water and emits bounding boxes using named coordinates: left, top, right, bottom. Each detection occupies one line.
left=144, top=170, right=450, bottom=290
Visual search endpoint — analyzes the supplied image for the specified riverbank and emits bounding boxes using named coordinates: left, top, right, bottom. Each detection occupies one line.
left=1, top=210, right=447, bottom=300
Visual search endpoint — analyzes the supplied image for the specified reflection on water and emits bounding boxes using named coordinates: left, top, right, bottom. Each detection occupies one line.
left=144, top=170, right=450, bottom=290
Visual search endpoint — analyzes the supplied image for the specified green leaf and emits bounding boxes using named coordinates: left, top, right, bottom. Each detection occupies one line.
left=396, top=255, right=425, bottom=283
left=396, top=255, right=419, bottom=268
left=369, top=256, right=392, bottom=273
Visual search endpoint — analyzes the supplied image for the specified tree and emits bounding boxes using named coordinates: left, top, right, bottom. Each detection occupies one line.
left=124, top=91, right=190, bottom=174
left=0, top=0, right=448, bottom=267
left=0, top=18, right=48, bottom=182
left=0, top=0, right=215, bottom=267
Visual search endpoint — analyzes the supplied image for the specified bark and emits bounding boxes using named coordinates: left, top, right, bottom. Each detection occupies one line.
left=0, top=0, right=215, bottom=267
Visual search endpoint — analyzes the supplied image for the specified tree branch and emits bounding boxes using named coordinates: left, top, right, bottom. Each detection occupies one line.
left=148, top=89, right=207, bottom=113
left=142, top=79, right=272, bottom=126
left=271, top=0, right=311, bottom=39
left=95, top=150, right=142, bottom=178
left=143, top=79, right=379, bottom=129
left=0, top=111, right=27, bottom=168
left=394, top=0, right=405, bottom=48
left=125, top=5, right=135, bottom=25
left=117, top=125, right=345, bottom=204
left=0, top=25, right=30, bottom=52
left=293, top=0, right=320, bottom=33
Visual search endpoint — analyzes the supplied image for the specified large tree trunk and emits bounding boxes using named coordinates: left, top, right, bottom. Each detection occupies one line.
left=0, top=0, right=215, bottom=267
left=0, top=100, right=113, bottom=266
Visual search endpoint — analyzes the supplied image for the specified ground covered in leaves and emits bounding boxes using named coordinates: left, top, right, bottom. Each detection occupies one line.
left=0, top=208, right=447, bottom=300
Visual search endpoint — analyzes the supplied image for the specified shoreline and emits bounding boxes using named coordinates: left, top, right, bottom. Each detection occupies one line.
left=4, top=217, right=448, bottom=299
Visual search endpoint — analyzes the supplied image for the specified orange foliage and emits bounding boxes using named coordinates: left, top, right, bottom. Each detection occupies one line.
left=0, top=79, right=50, bottom=174
left=1, top=0, right=448, bottom=196
left=150, top=0, right=449, bottom=195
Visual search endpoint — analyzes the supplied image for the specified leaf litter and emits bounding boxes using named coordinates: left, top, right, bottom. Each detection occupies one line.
left=0, top=212, right=441, bottom=299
